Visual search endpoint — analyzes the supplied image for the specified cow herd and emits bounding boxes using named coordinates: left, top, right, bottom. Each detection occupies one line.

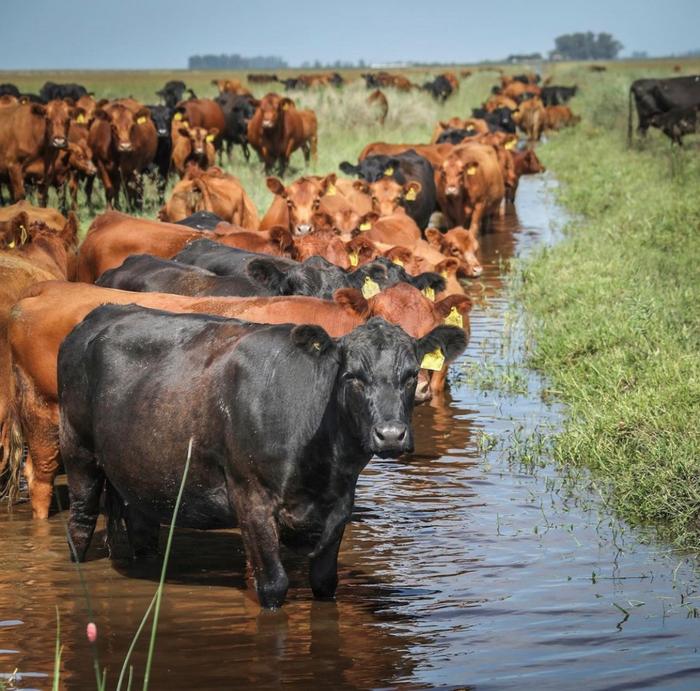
left=5, top=65, right=662, bottom=610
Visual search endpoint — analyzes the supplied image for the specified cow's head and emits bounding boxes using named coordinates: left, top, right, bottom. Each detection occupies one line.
left=96, top=105, right=151, bottom=153
left=66, top=140, right=97, bottom=176
left=148, top=105, right=173, bottom=138
left=368, top=179, right=421, bottom=217
left=426, top=227, right=482, bottom=278
left=267, top=174, right=336, bottom=235
left=178, top=125, right=217, bottom=157
left=332, top=317, right=467, bottom=454
left=513, top=148, right=546, bottom=175
left=40, top=100, right=75, bottom=150
left=439, top=155, right=472, bottom=198
left=259, top=93, right=293, bottom=129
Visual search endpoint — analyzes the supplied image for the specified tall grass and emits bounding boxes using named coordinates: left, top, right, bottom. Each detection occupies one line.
left=520, top=64, right=700, bottom=546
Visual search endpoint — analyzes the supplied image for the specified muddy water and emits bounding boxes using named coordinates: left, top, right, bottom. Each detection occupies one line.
left=2, top=176, right=700, bottom=690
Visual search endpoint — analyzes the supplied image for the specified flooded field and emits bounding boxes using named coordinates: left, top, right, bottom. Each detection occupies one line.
left=1, top=176, right=699, bottom=690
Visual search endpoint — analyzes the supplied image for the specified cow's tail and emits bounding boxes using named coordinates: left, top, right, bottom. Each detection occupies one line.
left=627, top=86, right=634, bottom=146
left=0, top=405, right=25, bottom=506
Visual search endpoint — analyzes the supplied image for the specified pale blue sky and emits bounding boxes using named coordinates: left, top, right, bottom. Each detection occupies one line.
left=1, top=0, right=697, bottom=69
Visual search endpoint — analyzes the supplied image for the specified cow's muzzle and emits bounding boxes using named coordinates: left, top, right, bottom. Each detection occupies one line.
left=370, top=421, right=412, bottom=458
left=51, top=137, right=67, bottom=149
left=117, top=141, right=133, bottom=152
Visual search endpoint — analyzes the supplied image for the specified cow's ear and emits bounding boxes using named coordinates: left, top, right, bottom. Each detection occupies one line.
left=268, top=226, right=294, bottom=254
left=339, top=161, right=359, bottom=175
left=94, top=108, right=110, bottom=121
left=207, top=127, right=219, bottom=139
left=416, top=325, right=467, bottom=366
left=434, top=294, right=472, bottom=321
left=30, top=103, right=46, bottom=117
left=95, top=98, right=109, bottom=108
left=280, top=97, right=295, bottom=111
left=464, top=161, right=480, bottom=176
left=424, top=227, right=445, bottom=250
left=333, top=288, right=370, bottom=318
left=411, top=271, right=446, bottom=293
left=177, top=127, right=190, bottom=137
left=321, top=173, right=337, bottom=193
left=434, top=257, right=460, bottom=276
left=311, top=211, right=335, bottom=233
left=356, top=211, right=379, bottom=231
left=246, top=257, right=287, bottom=290
left=266, top=176, right=286, bottom=196
left=249, top=98, right=261, bottom=108
left=70, top=107, right=87, bottom=123
left=439, top=120, right=450, bottom=128
left=403, top=181, right=422, bottom=199
left=134, top=107, right=151, bottom=123
left=291, top=324, right=335, bottom=357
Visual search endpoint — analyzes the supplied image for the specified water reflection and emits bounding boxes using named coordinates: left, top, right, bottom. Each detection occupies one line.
left=2, top=177, right=700, bottom=690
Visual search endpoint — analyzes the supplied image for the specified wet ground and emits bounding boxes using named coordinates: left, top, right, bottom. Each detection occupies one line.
left=2, top=176, right=700, bottom=690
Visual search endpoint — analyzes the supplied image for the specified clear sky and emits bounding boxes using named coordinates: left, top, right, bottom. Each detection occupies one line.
left=1, top=0, right=698, bottom=69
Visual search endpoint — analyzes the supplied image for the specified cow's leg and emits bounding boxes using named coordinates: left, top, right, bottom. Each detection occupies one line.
left=469, top=202, right=485, bottom=234
left=242, top=142, right=250, bottom=161
left=309, top=534, right=342, bottom=600
left=61, top=419, right=102, bottom=562
left=124, top=504, right=160, bottom=558
left=8, top=164, right=26, bottom=202
left=235, top=488, right=289, bottom=608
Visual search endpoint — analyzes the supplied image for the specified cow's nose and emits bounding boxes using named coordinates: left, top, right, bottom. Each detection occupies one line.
left=445, top=186, right=459, bottom=196
left=158, top=128, right=168, bottom=136
left=414, top=378, right=432, bottom=403
left=467, top=263, right=483, bottom=277
left=296, top=224, right=312, bottom=235
left=118, top=142, right=133, bottom=152
left=52, top=137, right=67, bottom=148
left=371, top=422, right=411, bottom=457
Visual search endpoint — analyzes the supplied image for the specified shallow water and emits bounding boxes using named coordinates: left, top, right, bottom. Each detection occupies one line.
left=2, top=176, right=700, bottom=690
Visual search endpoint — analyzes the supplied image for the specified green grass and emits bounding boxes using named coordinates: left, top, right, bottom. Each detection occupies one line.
left=519, top=64, right=700, bottom=547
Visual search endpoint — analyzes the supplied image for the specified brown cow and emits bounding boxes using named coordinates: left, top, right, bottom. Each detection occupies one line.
left=436, top=143, right=505, bottom=233
left=247, top=93, right=307, bottom=174
left=431, top=117, right=489, bottom=143
left=544, top=105, right=581, bottom=130
left=508, top=148, right=546, bottom=202
left=367, top=90, right=389, bottom=125
left=173, top=98, right=226, bottom=135
left=484, top=95, right=519, bottom=112
left=77, top=211, right=291, bottom=282
left=0, top=100, right=76, bottom=204
left=367, top=178, right=423, bottom=218
left=260, top=175, right=336, bottom=235
left=211, top=78, right=249, bottom=95
left=170, top=124, right=218, bottom=176
left=0, top=214, right=77, bottom=504
left=159, top=167, right=259, bottom=227
left=502, top=81, right=541, bottom=100
left=515, top=98, right=546, bottom=141
left=87, top=102, right=157, bottom=209
left=0, top=201, right=67, bottom=236
left=9, top=280, right=470, bottom=516
left=356, top=212, right=422, bottom=248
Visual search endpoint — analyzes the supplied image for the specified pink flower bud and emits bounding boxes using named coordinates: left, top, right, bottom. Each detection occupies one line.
left=86, top=622, right=97, bottom=643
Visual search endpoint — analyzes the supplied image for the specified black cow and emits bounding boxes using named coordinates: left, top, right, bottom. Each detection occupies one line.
left=280, top=78, right=302, bottom=91
left=39, top=81, right=90, bottom=101
left=58, top=305, right=466, bottom=607
left=628, top=76, right=700, bottom=143
left=0, top=83, right=20, bottom=98
left=339, top=150, right=437, bottom=230
left=96, top=254, right=271, bottom=296
left=329, top=72, right=344, bottom=87
left=512, top=74, right=540, bottom=85
left=247, top=73, right=279, bottom=84
left=422, top=75, right=453, bottom=102
left=157, top=81, right=195, bottom=109
left=214, top=93, right=257, bottom=160
left=436, top=128, right=478, bottom=145
left=175, top=211, right=224, bottom=230
left=540, top=85, right=578, bottom=107
left=472, top=107, right=517, bottom=133
left=144, top=104, right=173, bottom=200
left=649, top=105, right=699, bottom=145
left=175, top=239, right=445, bottom=299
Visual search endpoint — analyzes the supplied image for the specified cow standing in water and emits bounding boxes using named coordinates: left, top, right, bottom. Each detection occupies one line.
left=58, top=308, right=466, bottom=608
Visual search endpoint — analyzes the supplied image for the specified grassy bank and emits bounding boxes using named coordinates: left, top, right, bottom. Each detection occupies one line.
left=521, top=66, right=700, bottom=546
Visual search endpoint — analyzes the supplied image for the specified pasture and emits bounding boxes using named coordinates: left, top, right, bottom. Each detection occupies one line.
left=0, top=58, right=699, bottom=688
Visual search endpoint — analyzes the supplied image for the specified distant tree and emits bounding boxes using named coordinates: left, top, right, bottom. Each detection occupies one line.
left=550, top=32, right=623, bottom=60
left=188, top=54, right=288, bottom=70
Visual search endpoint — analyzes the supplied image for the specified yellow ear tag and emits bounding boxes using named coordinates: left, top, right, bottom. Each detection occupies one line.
left=137, top=116, right=147, bottom=124
left=282, top=103, right=290, bottom=110
left=422, top=286, right=436, bottom=301
left=383, top=166, right=394, bottom=176
left=440, top=270, right=448, bottom=278
left=444, top=306, right=463, bottom=328
left=206, top=134, right=215, bottom=142
left=359, top=221, right=372, bottom=231
left=466, top=124, right=475, bottom=131
left=173, top=112, right=183, bottom=120
left=392, top=257, right=404, bottom=267
left=466, top=165, right=478, bottom=175
left=420, top=347, right=445, bottom=371
left=325, top=183, right=337, bottom=196
left=505, top=139, right=516, bottom=150
left=76, top=113, right=86, bottom=124
left=348, top=250, right=359, bottom=267
left=362, top=276, right=380, bottom=299
left=405, top=188, right=417, bottom=201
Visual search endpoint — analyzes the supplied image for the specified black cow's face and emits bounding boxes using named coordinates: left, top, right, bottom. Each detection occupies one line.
left=148, top=105, right=173, bottom=138
left=337, top=319, right=466, bottom=457
left=282, top=259, right=349, bottom=299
